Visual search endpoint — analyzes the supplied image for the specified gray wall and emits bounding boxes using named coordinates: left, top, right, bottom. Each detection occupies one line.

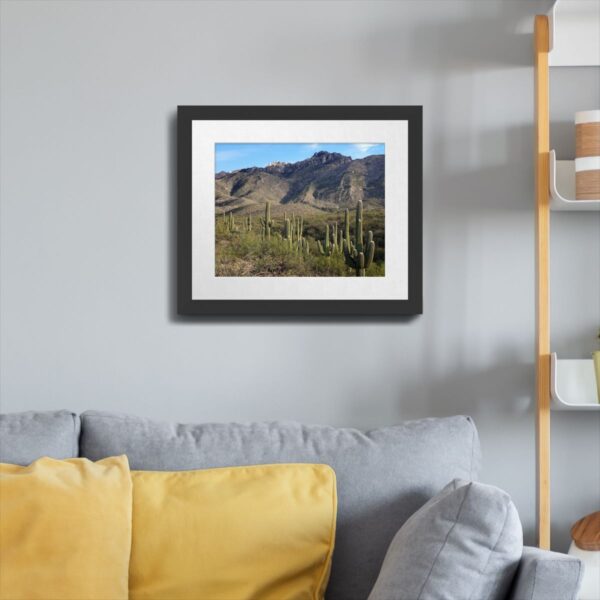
left=1, top=0, right=598, bottom=551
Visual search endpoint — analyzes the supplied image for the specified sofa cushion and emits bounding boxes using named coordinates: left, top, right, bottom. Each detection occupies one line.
left=81, top=411, right=480, bottom=600
left=0, top=410, right=80, bottom=465
left=129, top=464, right=337, bottom=600
left=0, top=455, right=132, bottom=600
left=507, top=546, right=583, bottom=600
left=368, top=479, right=523, bottom=600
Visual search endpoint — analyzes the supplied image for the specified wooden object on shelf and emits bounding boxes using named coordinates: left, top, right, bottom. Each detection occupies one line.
left=576, top=167, right=600, bottom=200
left=534, top=13, right=551, bottom=551
left=576, top=111, right=600, bottom=158
left=576, top=126, right=600, bottom=157
left=571, top=511, right=600, bottom=551
left=576, top=110, right=600, bottom=199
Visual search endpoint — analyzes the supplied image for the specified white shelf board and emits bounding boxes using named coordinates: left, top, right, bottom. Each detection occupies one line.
left=548, top=0, right=600, bottom=66
left=549, top=151, right=600, bottom=211
left=551, top=353, right=600, bottom=411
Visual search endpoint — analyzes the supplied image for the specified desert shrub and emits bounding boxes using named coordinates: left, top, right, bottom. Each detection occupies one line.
left=215, top=207, right=385, bottom=277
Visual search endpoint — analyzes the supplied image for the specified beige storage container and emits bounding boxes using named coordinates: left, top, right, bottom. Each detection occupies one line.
left=576, top=110, right=600, bottom=200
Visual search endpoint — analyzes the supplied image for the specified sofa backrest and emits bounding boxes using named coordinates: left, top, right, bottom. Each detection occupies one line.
left=0, top=410, right=80, bottom=465
left=80, top=411, right=481, bottom=600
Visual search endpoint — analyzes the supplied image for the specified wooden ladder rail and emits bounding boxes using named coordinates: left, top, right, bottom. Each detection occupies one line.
left=534, top=14, right=551, bottom=550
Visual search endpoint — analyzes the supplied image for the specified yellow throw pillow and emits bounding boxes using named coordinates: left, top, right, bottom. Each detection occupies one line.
left=0, top=456, right=132, bottom=600
left=130, top=463, right=337, bottom=600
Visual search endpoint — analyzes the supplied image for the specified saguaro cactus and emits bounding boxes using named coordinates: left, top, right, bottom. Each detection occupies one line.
left=226, top=211, right=239, bottom=233
left=317, top=224, right=333, bottom=256
left=318, top=222, right=342, bottom=257
left=344, top=208, right=350, bottom=244
left=299, top=237, right=310, bottom=255
left=331, top=222, right=342, bottom=255
left=284, top=218, right=294, bottom=250
left=343, top=201, right=375, bottom=276
left=260, top=202, right=273, bottom=240
left=285, top=215, right=309, bottom=256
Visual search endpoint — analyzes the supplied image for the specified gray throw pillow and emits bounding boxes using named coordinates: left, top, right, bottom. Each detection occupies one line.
left=368, top=479, right=523, bottom=600
left=0, top=410, right=80, bottom=465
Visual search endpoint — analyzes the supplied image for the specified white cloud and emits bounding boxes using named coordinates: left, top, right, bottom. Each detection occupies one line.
left=353, top=143, right=378, bottom=154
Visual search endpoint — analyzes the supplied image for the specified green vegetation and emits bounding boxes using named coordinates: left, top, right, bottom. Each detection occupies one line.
left=259, top=202, right=273, bottom=240
left=215, top=201, right=385, bottom=277
left=343, top=201, right=375, bottom=276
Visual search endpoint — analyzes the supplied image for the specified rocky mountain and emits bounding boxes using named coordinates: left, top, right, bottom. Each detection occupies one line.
left=215, top=151, right=384, bottom=214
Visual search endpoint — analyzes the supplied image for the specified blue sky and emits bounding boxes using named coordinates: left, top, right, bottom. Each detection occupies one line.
left=215, top=143, right=385, bottom=172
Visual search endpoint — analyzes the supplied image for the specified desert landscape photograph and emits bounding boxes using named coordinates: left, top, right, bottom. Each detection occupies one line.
left=214, top=143, right=385, bottom=277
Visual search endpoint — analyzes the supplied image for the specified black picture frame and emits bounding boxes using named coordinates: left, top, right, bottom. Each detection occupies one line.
left=177, top=106, right=422, bottom=317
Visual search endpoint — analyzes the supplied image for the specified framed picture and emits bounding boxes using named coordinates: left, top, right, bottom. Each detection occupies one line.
left=178, top=106, right=422, bottom=317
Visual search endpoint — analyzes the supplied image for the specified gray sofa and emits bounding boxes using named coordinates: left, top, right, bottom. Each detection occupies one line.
left=0, top=410, right=583, bottom=600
